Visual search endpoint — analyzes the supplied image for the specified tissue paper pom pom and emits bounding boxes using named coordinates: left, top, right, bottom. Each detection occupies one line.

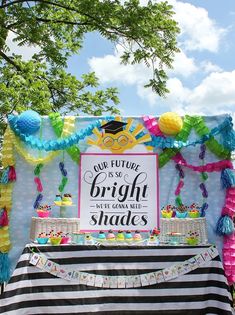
left=17, top=110, right=41, bottom=135
left=158, top=112, right=183, bottom=135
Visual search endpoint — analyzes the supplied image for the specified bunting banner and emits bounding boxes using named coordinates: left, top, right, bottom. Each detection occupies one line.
left=30, top=245, right=218, bottom=288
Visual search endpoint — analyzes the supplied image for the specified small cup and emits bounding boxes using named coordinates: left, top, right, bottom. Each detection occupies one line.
left=37, top=210, right=51, bottom=218
left=161, top=210, right=173, bottom=218
left=36, top=237, right=48, bottom=244
left=72, top=233, right=85, bottom=245
left=60, top=236, right=70, bottom=244
left=186, top=237, right=199, bottom=245
left=167, top=233, right=182, bottom=245
left=50, top=237, right=62, bottom=245
left=176, top=211, right=188, bottom=218
left=188, top=211, right=200, bottom=218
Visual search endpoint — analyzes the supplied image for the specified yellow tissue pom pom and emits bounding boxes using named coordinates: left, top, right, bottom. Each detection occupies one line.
left=158, top=112, right=183, bottom=135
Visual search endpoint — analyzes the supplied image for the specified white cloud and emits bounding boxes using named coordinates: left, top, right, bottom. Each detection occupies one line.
left=166, top=77, right=191, bottom=104
left=200, top=61, right=222, bottom=74
left=88, top=45, right=197, bottom=112
left=88, top=50, right=150, bottom=86
left=89, top=45, right=197, bottom=88
left=168, top=0, right=226, bottom=52
left=6, top=31, right=40, bottom=60
left=169, top=50, right=198, bottom=77
left=136, top=85, right=157, bottom=107
left=150, top=70, right=235, bottom=116
left=134, top=77, right=191, bottom=113
left=186, top=70, right=235, bottom=113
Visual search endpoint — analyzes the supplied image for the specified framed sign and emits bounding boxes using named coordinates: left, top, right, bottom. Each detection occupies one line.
left=79, top=153, right=159, bottom=231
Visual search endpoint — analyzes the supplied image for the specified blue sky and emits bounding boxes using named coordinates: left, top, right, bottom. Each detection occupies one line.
left=67, top=0, right=235, bottom=117
left=7, top=0, right=235, bottom=117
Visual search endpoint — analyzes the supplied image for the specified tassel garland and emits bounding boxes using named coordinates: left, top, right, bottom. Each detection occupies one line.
left=8, top=166, right=16, bottom=182
left=221, top=168, right=235, bottom=189
left=216, top=215, right=235, bottom=236
left=0, top=167, right=9, bottom=184
left=0, top=208, right=9, bottom=227
left=0, top=253, right=10, bottom=283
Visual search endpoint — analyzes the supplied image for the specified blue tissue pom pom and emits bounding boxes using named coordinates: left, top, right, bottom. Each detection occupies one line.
left=17, top=110, right=41, bottom=135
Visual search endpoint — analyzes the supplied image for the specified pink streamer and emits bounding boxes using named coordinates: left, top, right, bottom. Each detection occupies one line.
left=175, top=180, right=184, bottom=196
left=222, top=186, right=235, bottom=285
left=222, top=187, right=235, bottom=217
left=172, top=153, right=233, bottom=172
left=223, top=232, right=235, bottom=285
left=142, top=115, right=165, bottom=137
left=34, top=177, right=43, bottom=192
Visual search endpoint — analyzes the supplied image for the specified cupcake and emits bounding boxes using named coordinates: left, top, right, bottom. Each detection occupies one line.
left=36, top=205, right=51, bottom=218
left=161, top=209, right=173, bottom=218
left=188, top=203, right=200, bottom=218
left=161, top=205, right=174, bottom=218
left=36, top=232, right=49, bottom=244
left=188, top=210, right=200, bottom=218
left=147, top=235, right=160, bottom=245
left=49, top=232, right=62, bottom=245
left=97, top=231, right=106, bottom=241
left=125, top=230, right=133, bottom=242
left=61, top=233, right=70, bottom=244
left=107, top=230, right=116, bottom=242
left=151, top=228, right=160, bottom=236
left=116, top=230, right=125, bottom=242
left=186, top=231, right=199, bottom=245
left=54, top=194, right=62, bottom=206
left=50, top=236, right=62, bottom=245
left=133, top=230, right=142, bottom=242
left=167, top=232, right=182, bottom=245
left=62, top=193, right=72, bottom=205
left=84, top=234, right=94, bottom=245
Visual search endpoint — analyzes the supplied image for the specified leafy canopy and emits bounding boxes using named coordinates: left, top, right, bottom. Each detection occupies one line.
left=0, top=0, right=180, bottom=134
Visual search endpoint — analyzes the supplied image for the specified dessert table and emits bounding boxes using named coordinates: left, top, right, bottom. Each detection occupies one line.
left=0, top=244, right=234, bottom=315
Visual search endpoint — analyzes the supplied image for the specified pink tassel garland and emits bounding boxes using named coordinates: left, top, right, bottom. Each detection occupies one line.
left=0, top=208, right=9, bottom=227
left=8, top=166, right=16, bottom=182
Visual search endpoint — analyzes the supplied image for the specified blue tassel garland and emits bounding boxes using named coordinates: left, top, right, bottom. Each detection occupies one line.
left=0, top=253, right=10, bottom=283
left=0, top=167, right=10, bottom=184
left=221, top=169, right=235, bottom=189
left=216, top=215, right=235, bottom=236
left=220, top=116, right=235, bottom=151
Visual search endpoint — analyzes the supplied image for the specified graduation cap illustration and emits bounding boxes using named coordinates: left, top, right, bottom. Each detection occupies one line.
left=100, top=120, right=127, bottom=135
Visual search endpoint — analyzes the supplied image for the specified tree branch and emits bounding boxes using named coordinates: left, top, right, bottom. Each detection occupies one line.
left=6, top=18, right=91, bottom=29
left=35, top=17, right=90, bottom=26
left=0, top=50, right=22, bottom=71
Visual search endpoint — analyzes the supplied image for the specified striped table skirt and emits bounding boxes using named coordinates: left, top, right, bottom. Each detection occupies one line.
left=0, top=244, right=234, bottom=315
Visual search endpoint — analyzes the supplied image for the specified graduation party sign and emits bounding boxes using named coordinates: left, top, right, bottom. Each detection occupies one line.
left=79, top=153, right=159, bottom=231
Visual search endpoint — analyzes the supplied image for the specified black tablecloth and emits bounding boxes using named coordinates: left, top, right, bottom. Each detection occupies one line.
left=0, top=244, right=234, bottom=315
